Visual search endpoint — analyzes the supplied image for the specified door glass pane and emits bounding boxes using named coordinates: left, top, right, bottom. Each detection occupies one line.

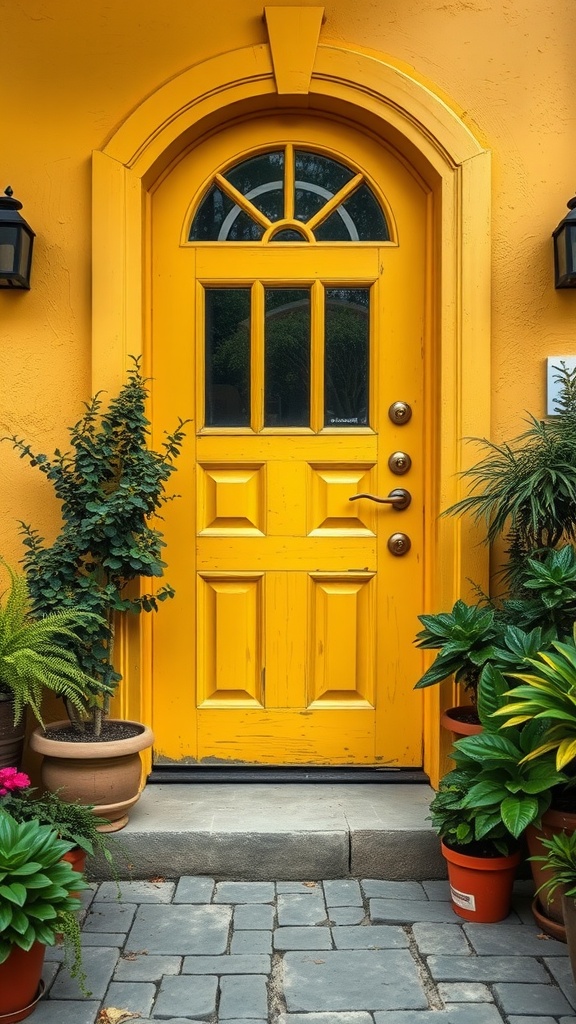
left=264, top=288, right=310, bottom=427
left=225, top=151, right=284, bottom=222
left=294, top=151, right=354, bottom=223
left=205, top=288, right=251, bottom=426
left=190, top=186, right=264, bottom=241
left=325, top=288, right=369, bottom=427
left=315, top=185, right=389, bottom=242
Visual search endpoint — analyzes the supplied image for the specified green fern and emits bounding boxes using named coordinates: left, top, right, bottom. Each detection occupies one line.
left=0, top=562, right=107, bottom=725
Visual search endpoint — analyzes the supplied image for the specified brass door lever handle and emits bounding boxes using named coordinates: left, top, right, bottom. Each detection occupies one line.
left=349, top=488, right=411, bottom=510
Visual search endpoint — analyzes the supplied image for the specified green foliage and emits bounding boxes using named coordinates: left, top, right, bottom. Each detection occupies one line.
left=494, top=627, right=576, bottom=771
left=4, top=788, right=114, bottom=862
left=429, top=715, right=564, bottom=855
left=6, top=357, right=188, bottom=734
left=414, top=600, right=501, bottom=695
left=0, top=561, right=106, bottom=726
left=0, top=811, right=89, bottom=971
left=444, top=362, right=576, bottom=585
left=531, top=830, right=576, bottom=901
left=413, top=546, right=576, bottom=701
left=449, top=723, right=565, bottom=837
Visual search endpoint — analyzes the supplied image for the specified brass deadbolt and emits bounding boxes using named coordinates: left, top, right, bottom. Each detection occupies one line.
left=388, top=451, right=412, bottom=475
left=388, top=401, right=412, bottom=425
left=388, top=533, right=411, bottom=556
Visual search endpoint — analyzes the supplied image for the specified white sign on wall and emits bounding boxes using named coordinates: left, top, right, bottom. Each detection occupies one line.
left=547, top=357, right=576, bottom=415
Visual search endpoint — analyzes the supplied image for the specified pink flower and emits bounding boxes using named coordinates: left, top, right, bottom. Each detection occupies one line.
left=0, top=767, right=31, bottom=793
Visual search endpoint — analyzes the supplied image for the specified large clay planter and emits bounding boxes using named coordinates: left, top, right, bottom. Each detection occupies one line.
left=30, top=720, right=154, bottom=832
left=0, top=696, right=25, bottom=770
left=441, top=840, right=521, bottom=922
left=0, top=942, right=46, bottom=1022
left=441, top=707, right=483, bottom=738
left=526, top=805, right=576, bottom=941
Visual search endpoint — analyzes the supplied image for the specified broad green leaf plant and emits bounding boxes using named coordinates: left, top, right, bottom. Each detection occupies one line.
left=0, top=561, right=105, bottom=725
left=0, top=811, right=89, bottom=977
left=494, top=627, right=576, bottom=770
left=6, top=357, right=188, bottom=736
left=429, top=666, right=565, bottom=854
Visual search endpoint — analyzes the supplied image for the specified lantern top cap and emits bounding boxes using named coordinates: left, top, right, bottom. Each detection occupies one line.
left=567, top=195, right=576, bottom=212
left=0, top=186, right=23, bottom=212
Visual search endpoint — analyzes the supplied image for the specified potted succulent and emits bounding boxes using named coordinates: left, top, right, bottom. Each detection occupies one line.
left=0, top=810, right=89, bottom=1022
left=0, top=561, right=103, bottom=770
left=5, top=357, right=187, bottom=830
left=429, top=667, right=565, bottom=922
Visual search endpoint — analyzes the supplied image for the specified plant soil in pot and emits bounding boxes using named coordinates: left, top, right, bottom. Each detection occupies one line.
left=30, top=719, right=154, bottom=832
left=441, top=840, right=521, bottom=922
left=440, top=706, right=482, bottom=737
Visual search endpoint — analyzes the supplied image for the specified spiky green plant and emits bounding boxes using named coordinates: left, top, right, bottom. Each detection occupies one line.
left=530, top=830, right=576, bottom=901
left=0, top=811, right=89, bottom=973
left=0, top=562, right=107, bottom=725
left=444, top=363, right=576, bottom=588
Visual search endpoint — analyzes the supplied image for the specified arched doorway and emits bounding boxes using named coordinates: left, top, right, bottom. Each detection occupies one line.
left=150, top=116, right=427, bottom=766
left=91, top=39, right=490, bottom=783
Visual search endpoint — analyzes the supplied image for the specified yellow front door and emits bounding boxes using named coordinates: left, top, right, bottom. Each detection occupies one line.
left=150, top=116, right=428, bottom=766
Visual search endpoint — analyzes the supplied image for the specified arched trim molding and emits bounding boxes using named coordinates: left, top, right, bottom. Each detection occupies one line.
left=92, top=41, right=491, bottom=784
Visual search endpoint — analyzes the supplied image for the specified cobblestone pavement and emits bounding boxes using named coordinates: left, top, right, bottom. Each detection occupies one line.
left=35, top=878, right=576, bottom=1024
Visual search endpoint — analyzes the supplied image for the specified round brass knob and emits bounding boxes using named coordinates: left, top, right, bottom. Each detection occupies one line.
left=388, top=533, right=411, bottom=556
left=388, top=451, right=412, bottom=475
left=388, top=401, right=412, bottom=425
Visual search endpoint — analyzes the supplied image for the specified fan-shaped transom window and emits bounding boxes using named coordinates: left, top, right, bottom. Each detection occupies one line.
left=189, top=145, right=390, bottom=243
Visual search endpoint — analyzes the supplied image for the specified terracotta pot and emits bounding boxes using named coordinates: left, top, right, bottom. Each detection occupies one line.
left=0, top=697, right=25, bottom=770
left=30, top=719, right=154, bottom=832
left=526, top=805, right=576, bottom=940
left=562, top=893, right=576, bottom=983
left=62, top=846, right=87, bottom=899
left=441, top=840, right=521, bottom=922
left=440, top=707, right=483, bottom=738
left=0, top=942, right=45, bottom=1022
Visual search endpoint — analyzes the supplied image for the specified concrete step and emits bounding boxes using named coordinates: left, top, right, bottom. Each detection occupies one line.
left=99, top=782, right=446, bottom=882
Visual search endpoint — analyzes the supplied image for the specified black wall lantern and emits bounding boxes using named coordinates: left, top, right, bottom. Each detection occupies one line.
left=0, top=187, right=35, bottom=290
left=553, top=195, right=576, bottom=289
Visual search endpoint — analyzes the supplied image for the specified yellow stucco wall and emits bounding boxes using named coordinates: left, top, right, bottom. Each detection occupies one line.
left=2, top=0, right=574, bottom=564
left=1, top=2, right=575, bottom=776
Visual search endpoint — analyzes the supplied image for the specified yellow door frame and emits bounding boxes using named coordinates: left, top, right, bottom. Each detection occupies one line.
left=91, top=35, right=491, bottom=787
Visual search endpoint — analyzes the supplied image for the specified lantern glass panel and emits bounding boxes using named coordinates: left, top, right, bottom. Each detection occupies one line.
left=0, top=225, right=18, bottom=275
left=18, top=231, right=31, bottom=280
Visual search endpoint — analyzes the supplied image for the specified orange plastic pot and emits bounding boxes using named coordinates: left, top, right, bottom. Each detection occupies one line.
left=441, top=841, right=521, bottom=922
left=0, top=942, right=45, bottom=1022
left=440, top=707, right=483, bottom=738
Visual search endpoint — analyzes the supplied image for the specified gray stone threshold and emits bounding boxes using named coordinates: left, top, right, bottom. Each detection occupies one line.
left=95, top=783, right=446, bottom=882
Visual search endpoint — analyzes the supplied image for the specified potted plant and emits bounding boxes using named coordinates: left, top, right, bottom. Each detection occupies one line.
left=0, top=561, right=104, bottom=770
left=5, top=357, right=187, bottom=830
left=530, top=830, right=576, bottom=980
left=0, top=810, right=89, bottom=1022
left=493, top=628, right=576, bottom=938
left=429, top=667, right=564, bottom=922
left=414, top=362, right=576, bottom=732
left=0, top=766, right=116, bottom=882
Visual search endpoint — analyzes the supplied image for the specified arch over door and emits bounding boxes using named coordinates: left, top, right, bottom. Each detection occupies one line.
left=150, top=115, right=428, bottom=767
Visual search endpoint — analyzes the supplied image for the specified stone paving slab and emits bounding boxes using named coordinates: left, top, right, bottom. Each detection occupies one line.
left=39, top=876, right=576, bottom=1023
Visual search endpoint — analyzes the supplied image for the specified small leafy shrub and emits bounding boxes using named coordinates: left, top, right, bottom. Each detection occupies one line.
left=6, top=357, right=188, bottom=735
